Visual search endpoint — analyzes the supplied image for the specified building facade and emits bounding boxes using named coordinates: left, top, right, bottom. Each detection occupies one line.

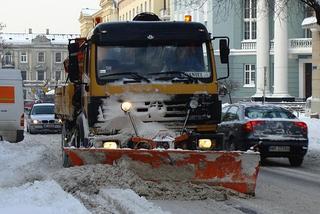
left=0, top=29, right=78, bottom=100
left=79, top=0, right=318, bottom=105
left=171, top=0, right=313, bottom=102
left=79, top=0, right=120, bottom=37
left=79, top=0, right=170, bottom=37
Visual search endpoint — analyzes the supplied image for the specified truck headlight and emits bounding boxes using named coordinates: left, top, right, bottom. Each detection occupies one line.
left=103, top=141, right=118, bottom=149
left=121, top=102, right=132, bottom=112
left=32, top=119, right=39, bottom=124
left=189, top=99, right=199, bottom=109
left=198, top=139, right=213, bottom=149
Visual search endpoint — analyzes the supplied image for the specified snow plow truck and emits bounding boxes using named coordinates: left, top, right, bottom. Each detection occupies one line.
left=55, top=13, right=260, bottom=195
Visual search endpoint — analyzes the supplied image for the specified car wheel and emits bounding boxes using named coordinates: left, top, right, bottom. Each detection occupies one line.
left=289, top=156, right=304, bottom=167
left=29, top=128, right=34, bottom=134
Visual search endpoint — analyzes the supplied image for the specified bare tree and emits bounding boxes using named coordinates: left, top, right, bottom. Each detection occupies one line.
left=218, top=79, right=240, bottom=104
left=299, top=0, right=320, bottom=24
left=180, top=0, right=319, bottom=25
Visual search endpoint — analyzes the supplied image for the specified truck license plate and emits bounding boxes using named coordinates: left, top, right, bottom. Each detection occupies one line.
left=269, top=146, right=290, bottom=152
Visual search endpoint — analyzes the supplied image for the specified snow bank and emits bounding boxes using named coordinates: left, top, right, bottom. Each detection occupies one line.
left=0, top=180, right=89, bottom=214
left=52, top=161, right=232, bottom=202
left=300, top=116, right=320, bottom=151
left=0, top=134, right=61, bottom=187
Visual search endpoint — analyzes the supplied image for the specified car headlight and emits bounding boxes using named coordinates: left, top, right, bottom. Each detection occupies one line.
left=103, top=141, right=118, bottom=149
left=121, top=102, right=132, bottom=112
left=198, top=139, right=213, bottom=149
left=32, top=119, right=39, bottom=124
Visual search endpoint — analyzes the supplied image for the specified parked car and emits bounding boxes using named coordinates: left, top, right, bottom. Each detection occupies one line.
left=218, top=103, right=308, bottom=166
left=26, top=103, right=62, bottom=134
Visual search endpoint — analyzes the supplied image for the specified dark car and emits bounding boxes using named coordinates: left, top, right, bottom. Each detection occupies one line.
left=218, top=103, right=308, bottom=166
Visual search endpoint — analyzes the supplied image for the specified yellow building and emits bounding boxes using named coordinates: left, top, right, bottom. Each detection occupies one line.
left=118, top=0, right=170, bottom=21
left=79, top=0, right=170, bottom=37
left=79, top=0, right=119, bottom=37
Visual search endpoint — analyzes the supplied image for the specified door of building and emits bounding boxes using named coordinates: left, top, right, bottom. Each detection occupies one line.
left=305, top=63, right=312, bottom=99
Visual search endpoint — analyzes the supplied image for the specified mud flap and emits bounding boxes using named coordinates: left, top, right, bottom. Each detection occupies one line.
left=64, top=148, right=260, bottom=195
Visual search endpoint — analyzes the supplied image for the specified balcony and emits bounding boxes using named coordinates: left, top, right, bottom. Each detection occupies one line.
left=241, top=38, right=312, bottom=54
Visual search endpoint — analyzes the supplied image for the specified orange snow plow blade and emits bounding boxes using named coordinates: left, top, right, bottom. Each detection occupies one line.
left=65, top=148, right=260, bottom=195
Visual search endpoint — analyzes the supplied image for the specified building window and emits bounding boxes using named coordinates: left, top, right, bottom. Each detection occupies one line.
left=37, top=70, right=45, bottom=80
left=20, top=52, right=27, bottom=63
left=55, top=52, right=62, bottom=63
left=244, top=64, right=255, bottom=87
left=4, top=52, right=12, bottom=65
left=55, top=71, right=61, bottom=81
left=21, top=70, right=27, bottom=80
left=38, top=52, right=45, bottom=63
left=244, top=0, right=257, bottom=40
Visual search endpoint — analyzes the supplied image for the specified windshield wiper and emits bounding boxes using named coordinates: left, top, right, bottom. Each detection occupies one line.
left=100, top=72, right=150, bottom=83
left=148, top=71, right=198, bottom=83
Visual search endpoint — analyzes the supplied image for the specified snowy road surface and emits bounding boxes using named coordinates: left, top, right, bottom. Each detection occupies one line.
left=0, top=117, right=320, bottom=213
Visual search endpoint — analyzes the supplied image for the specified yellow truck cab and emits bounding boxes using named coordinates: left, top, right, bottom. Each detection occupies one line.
left=56, top=13, right=231, bottom=156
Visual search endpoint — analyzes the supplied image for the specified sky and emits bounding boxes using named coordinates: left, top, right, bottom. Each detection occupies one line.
left=0, top=0, right=100, bottom=34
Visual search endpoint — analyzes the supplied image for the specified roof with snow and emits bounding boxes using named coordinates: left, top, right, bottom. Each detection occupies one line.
left=0, top=33, right=79, bottom=45
left=302, top=16, right=319, bottom=29
left=81, top=8, right=99, bottom=17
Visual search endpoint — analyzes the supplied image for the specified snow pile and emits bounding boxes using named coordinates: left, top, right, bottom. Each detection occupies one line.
left=0, top=180, right=89, bottom=214
left=0, top=134, right=61, bottom=188
left=52, top=160, right=233, bottom=202
left=300, top=116, right=320, bottom=151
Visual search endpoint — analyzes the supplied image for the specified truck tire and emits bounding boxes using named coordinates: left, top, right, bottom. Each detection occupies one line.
left=61, top=124, right=70, bottom=167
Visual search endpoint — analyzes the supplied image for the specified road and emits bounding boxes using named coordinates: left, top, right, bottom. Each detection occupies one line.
left=154, top=153, right=320, bottom=214
left=2, top=133, right=320, bottom=213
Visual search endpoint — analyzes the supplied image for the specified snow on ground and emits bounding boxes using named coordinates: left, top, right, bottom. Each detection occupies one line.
left=0, top=115, right=319, bottom=213
left=0, top=180, right=89, bottom=214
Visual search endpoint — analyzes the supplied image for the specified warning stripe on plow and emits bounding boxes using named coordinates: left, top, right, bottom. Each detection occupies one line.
left=64, top=148, right=260, bottom=195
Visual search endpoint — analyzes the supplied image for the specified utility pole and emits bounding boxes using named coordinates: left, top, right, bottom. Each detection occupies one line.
left=263, top=66, right=266, bottom=105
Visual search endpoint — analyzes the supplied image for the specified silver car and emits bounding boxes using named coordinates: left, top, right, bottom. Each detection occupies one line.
left=26, top=103, right=62, bottom=134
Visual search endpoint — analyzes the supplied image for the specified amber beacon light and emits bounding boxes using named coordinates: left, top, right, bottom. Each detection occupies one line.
left=184, top=15, right=192, bottom=22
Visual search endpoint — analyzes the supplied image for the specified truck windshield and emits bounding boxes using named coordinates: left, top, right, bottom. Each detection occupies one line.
left=96, top=43, right=211, bottom=83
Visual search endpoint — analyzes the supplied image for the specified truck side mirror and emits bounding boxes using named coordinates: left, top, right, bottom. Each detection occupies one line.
left=68, top=42, right=80, bottom=83
left=219, top=39, right=230, bottom=64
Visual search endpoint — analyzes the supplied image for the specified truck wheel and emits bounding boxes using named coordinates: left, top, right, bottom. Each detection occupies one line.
left=289, top=156, right=303, bottom=167
left=61, top=124, right=70, bottom=167
left=226, top=137, right=236, bottom=151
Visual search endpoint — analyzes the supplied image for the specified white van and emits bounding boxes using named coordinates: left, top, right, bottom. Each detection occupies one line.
left=0, top=69, right=24, bottom=142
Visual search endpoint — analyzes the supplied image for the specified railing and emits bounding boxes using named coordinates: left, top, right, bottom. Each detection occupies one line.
left=241, top=41, right=256, bottom=50
left=289, top=38, right=312, bottom=49
left=241, top=38, right=312, bottom=53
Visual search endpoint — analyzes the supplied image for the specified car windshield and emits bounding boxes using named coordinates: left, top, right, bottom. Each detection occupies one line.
left=96, top=43, right=211, bottom=83
left=31, top=105, right=54, bottom=115
left=245, top=106, right=296, bottom=119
